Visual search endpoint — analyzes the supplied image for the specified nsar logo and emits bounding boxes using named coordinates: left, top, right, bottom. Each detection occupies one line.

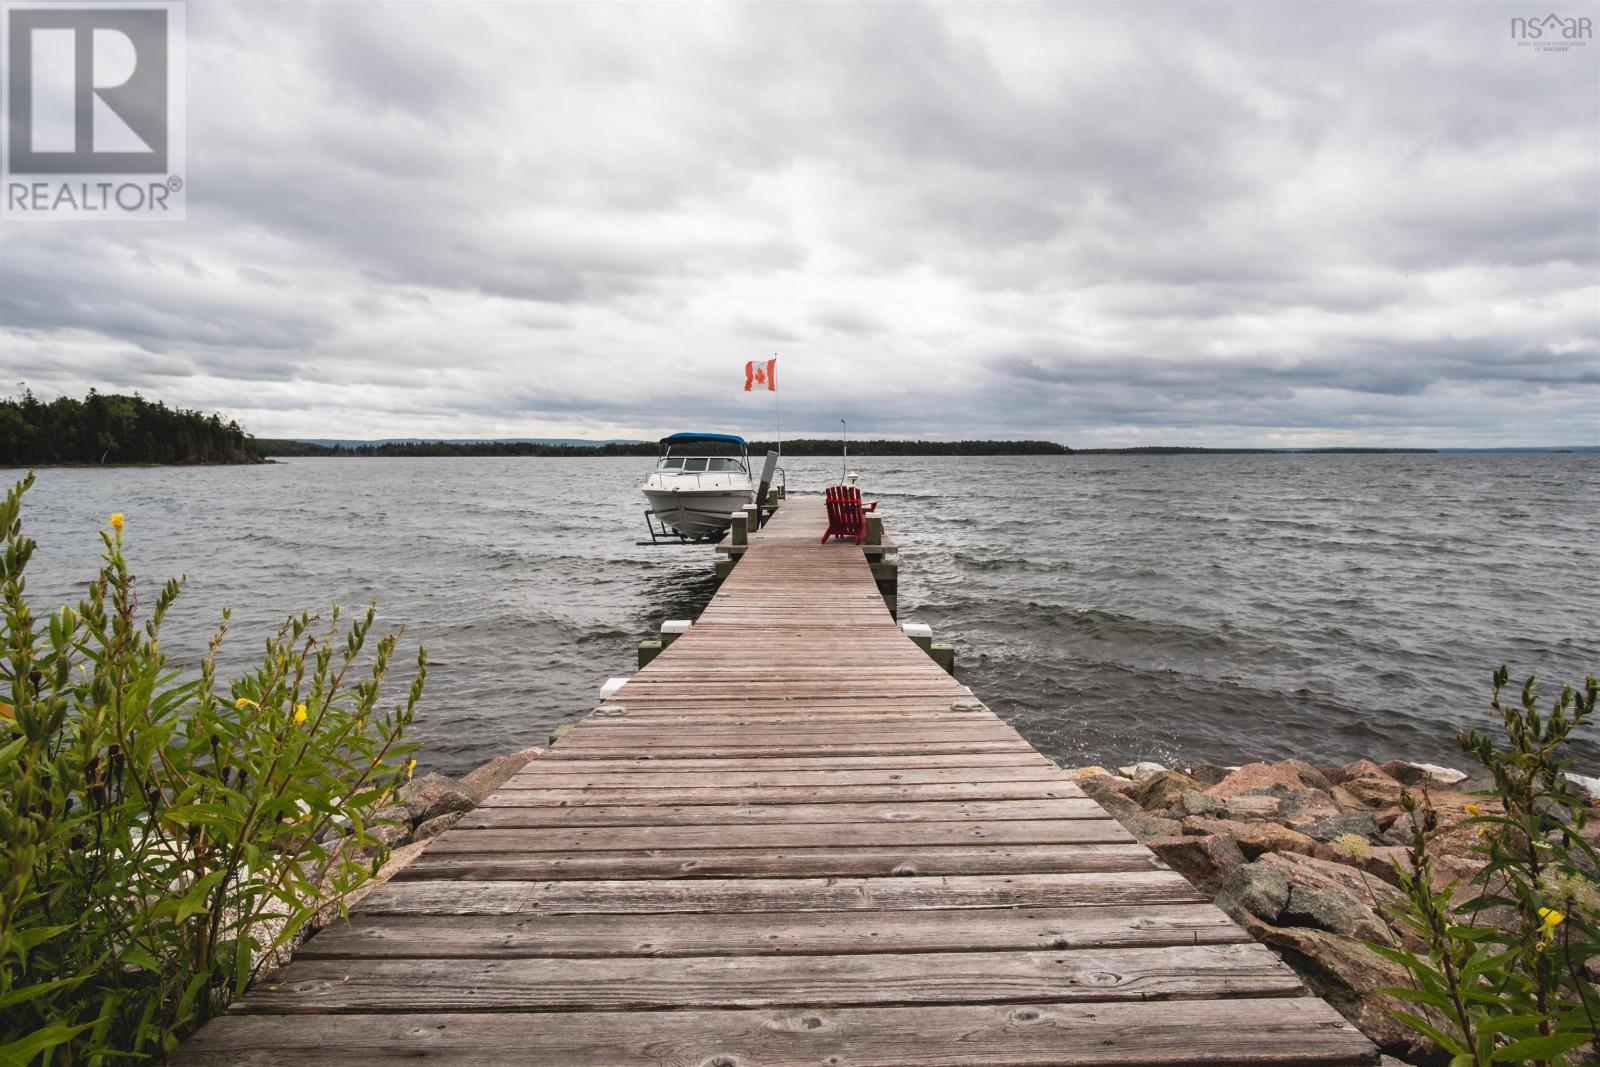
left=1510, top=12, right=1593, bottom=50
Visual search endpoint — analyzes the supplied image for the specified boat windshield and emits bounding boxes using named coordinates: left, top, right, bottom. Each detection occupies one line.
left=663, top=457, right=745, bottom=474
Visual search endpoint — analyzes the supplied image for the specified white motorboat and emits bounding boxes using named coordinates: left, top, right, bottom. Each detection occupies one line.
left=641, top=432, right=755, bottom=541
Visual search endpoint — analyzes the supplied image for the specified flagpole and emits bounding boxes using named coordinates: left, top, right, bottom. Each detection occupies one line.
left=774, top=353, right=781, bottom=461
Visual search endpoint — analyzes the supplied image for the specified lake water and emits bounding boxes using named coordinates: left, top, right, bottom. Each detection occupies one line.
left=8, top=453, right=1597, bottom=777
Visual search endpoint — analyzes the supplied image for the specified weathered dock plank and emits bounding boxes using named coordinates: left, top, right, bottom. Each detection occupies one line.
left=235, top=943, right=1305, bottom=1014
left=459, top=797, right=1108, bottom=826
left=393, top=842, right=1158, bottom=881
left=356, top=870, right=1210, bottom=916
left=171, top=497, right=1377, bottom=1065
left=420, top=819, right=1135, bottom=852
left=297, top=903, right=1254, bottom=959
left=483, top=780, right=1091, bottom=807
left=541, top=741, right=1040, bottom=758
left=496, top=765, right=1072, bottom=788
left=500, top=751, right=1062, bottom=769
left=172, top=999, right=1377, bottom=1066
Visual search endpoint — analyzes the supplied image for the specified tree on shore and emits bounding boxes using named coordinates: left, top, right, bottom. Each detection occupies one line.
left=0, top=388, right=261, bottom=466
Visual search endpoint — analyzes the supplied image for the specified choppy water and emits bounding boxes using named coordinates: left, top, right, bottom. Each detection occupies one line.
left=8, top=454, right=1597, bottom=776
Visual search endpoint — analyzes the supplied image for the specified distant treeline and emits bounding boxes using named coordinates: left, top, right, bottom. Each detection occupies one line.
left=750, top=439, right=1069, bottom=456
left=254, top=439, right=660, bottom=458
left=256, top=438, right=1072, bottom=458
left=1, top=390, right=261, bottom=467
left=1072, top=446, right=1439, bottom=455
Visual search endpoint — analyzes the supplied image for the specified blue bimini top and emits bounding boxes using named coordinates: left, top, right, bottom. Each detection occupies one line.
left=660, top=432, right=747, bottom=446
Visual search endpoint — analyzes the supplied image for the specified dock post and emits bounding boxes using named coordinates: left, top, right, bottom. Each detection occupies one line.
left=660, top=620, right=691, bottom=647
left=901, top=622, right=933, bottom=651
left=873, top=557, right=898, bottom=601
left=744, top=503, right=761, bottom=533
left=730, top=511, right=748, bottom=546
left=637, top=639, right=664, bottom=668
left=865, top=513, right=883, bottom=546
left=548, top=722, right=574, bottom=744
left=903, top=622, right=951, bottom=670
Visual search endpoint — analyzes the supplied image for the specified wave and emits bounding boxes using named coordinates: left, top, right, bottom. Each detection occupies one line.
left=951, top=552, right=1055, bottom=573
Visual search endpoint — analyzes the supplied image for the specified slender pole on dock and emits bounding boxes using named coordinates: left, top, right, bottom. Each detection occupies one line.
left=775, top=353, right=781, bottom=461
left=841, top=418, right=847, bottom=481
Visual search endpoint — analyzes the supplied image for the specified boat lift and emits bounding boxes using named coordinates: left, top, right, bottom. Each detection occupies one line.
left=639, top=451, right=784, bottom=546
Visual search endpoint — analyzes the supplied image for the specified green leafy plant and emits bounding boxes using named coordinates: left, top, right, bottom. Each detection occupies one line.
left=0, top=473, right=425, bottom=1064
left=1375, top=667, right=1598, bottom=1066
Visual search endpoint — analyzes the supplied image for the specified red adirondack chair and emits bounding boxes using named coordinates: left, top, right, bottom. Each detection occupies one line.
left=820, top=484, right=878, bottom=544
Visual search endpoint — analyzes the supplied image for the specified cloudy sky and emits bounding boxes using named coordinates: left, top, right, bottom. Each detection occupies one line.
left=2, top=1, right=1597, bottom=447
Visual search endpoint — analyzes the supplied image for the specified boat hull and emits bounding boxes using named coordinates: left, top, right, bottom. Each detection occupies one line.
left=643, top=488, right=752, bottom=540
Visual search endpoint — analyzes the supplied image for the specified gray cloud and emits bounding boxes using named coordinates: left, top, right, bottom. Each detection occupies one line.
left=1, top=1, right=1596, bottom=446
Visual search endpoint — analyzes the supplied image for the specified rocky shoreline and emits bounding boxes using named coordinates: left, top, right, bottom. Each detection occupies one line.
left=1069, top=757, right=1599, bottom=1066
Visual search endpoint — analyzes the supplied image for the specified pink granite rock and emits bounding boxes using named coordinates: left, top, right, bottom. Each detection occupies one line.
left=1146, top=833, right=1249, bottom=895
left=1207, top=759, right=1331, bottom=799
left=1181, top=816, right=1318, bottom=859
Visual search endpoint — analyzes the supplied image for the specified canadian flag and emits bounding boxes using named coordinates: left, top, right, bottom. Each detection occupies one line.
left=745, top=358, right=776, bottom=392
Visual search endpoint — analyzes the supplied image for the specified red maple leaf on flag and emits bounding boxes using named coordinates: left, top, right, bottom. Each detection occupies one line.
left=745, top=358, right=776, bottom=392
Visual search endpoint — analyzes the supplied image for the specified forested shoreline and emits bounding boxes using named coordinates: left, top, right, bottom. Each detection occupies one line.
left=1073, top=446, right=1439, bottom=455
left=1, top=390, right=262, bottom=467
left=0, top=391, right=1466, bottom=466
left=255, top=437, right=1072, bottom=457
left=750, top=438, right=1069, bottom=456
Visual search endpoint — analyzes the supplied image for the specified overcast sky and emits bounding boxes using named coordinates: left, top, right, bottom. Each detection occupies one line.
left=2, top=2, right=1596, bottom=446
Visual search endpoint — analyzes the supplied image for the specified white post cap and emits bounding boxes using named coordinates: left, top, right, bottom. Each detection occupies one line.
left=661, top=620, right=692, bottom=634
left=901, top=623, right=933, bottom=639
left=599, top=676, right=630, bottom=699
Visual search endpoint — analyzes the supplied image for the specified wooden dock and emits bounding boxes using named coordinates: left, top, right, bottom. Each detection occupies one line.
left=173, top=497, right=1378, bottom=1065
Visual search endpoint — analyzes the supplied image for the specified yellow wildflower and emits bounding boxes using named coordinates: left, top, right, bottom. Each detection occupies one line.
left=294, top=703, right=308, bottom=724
left=1538, top=907, right=1564, bottom=928
left=1463, top=803, right=1481, bottom=816
left=0, top=701, right=13, bottom=722
left=406, top=758, right=417, bottom=781
left=108, top=512, right=124, bottom=532
left=234, top=697, right=255, bottom=710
